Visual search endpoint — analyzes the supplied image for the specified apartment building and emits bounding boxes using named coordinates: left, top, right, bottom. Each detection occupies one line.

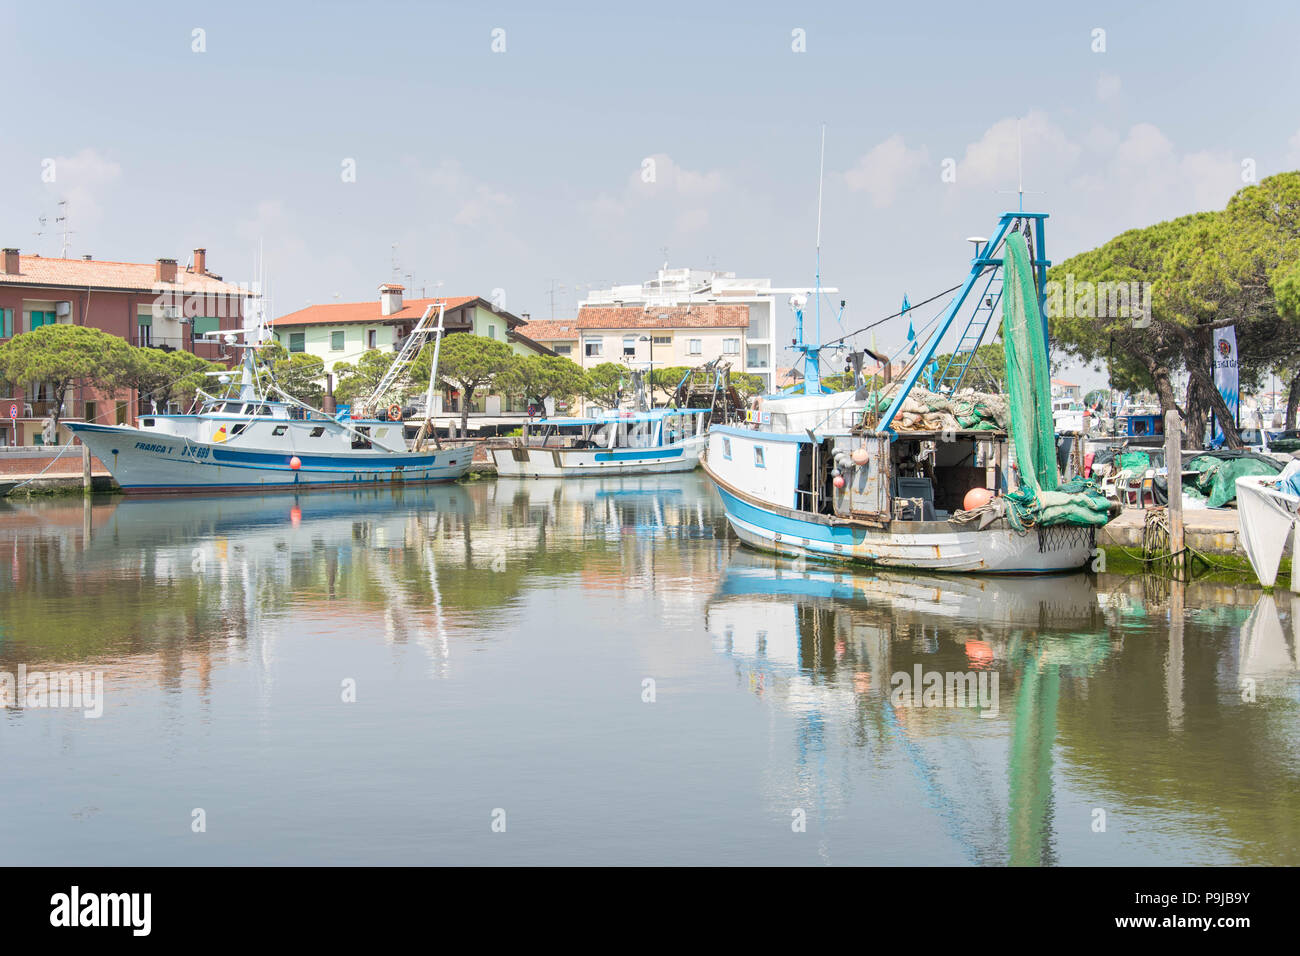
left=580, top=268, right=781, bottom=392
left=0, top=246, right=247, bottom=445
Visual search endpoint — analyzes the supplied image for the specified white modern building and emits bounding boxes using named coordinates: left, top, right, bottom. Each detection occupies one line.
left=580, top=267, right=783, bottom=392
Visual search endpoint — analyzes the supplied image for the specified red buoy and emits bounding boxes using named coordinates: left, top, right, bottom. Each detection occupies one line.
left=289, top=456, right=302, bottom=471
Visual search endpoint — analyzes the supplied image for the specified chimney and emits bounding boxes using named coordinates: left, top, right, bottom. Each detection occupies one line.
left=156, top=258, right=177, bottom=283
left=2, top=248, right=18, bottom=275
left=379, top=283, right=404, bottom=317
left=193, top=248, right=206, bottom=275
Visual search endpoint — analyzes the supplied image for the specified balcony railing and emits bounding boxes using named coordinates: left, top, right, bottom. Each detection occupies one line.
left=132, top=335, right=189, bottom=351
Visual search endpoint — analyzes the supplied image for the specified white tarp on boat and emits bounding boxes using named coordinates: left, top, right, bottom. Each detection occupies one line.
left=759, top=391, right=861, bottom=434
left=1236, top=470, right=1300, bottom=588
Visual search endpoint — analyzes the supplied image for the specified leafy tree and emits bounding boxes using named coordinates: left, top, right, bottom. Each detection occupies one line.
left=648, top=365, right=692, bottom=403
left=121, top=347, right=222, bottom=412
left=730, top=372, right=767, bottom=400
left=274, top=353, right=326, bottom=407
left=412, top=333, right=515, bottom=432
left=582, top=362, right=629, bottom=411
left=0, top=324, right=134, bottom=434
left=1275, top=259, right=1300, bottom=428
left=1050, top=172, right=1300, bottom=447
left=931, top=341, right=1007, bottom=393
left=333, top=349, right=396, bottom=407
left=497, top=354, right=586, bottom=412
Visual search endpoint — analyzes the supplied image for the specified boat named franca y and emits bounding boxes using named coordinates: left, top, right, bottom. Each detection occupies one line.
left=702, top=208, right=1115, bottom=574
left=68, top=301, right=476, bottom=493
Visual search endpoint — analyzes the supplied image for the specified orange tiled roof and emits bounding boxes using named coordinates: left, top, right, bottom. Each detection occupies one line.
left=518, top=319, right=579, bottom=340
left=522, top=305, right=749, bottom=339
left=0, top=254, right=250, bottom=295
left=275, top=296, right=477, bottom=327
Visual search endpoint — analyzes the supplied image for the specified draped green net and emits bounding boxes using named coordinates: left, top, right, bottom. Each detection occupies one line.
left=998, top=231, right=1111, bottom=530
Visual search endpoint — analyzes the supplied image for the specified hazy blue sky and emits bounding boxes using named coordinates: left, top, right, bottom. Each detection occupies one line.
left=3, top=0, right=1298, bottom=385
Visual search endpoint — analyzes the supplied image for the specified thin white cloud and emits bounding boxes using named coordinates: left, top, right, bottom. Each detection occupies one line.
left=1096, top=73, right=1122, bottom=102
left=42, top=148, right=121, bottom=228
left=424, top=159, right=513, bottom=227
left=842, top=135, right=930, bottom=208
left=958, top=111, right=1080, bottom=189
left=583, top=153, right=726, bottom=233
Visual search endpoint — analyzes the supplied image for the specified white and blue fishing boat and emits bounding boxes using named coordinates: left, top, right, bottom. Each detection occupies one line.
left=702, top=197, right=1113, bottom=573
left=68, top=302, right=477, bottom=494
left=490, top=406, right=709, bottom=478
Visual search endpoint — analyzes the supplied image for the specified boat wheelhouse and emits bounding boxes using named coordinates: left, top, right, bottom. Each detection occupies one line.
left=490, top=408, right=709, bottom=478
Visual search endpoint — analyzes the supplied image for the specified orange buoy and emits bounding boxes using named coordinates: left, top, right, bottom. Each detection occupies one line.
left=851, top=446, right=870, bottom=466
left=289, top=456, right=302, bottom=471
left=963, top=487, right=994, bottom=511
left=965, top=640, right=994, bottom=665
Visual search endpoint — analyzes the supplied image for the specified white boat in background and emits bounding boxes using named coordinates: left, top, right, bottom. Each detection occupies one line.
left=68, top=301, right=476, bottom=494
left=1236, top=470, right=1300, bottom=588
left=491, top=408, right=708, bottom=478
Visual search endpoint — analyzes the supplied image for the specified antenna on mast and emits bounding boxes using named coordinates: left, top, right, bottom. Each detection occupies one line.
left=816, top=123, right=826, bottom=252
left=998, top=117, right=1041, bottom=212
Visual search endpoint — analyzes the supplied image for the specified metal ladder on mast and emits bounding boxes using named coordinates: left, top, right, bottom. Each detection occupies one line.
left=935, top=269, right=1003, bottom=394
left=357, top=303, right=444, bottom=418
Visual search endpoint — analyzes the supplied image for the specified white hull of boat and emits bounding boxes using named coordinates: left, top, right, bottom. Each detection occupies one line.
left=1236, top=474, right=1299, bottom=588
left=69, top=422, right=474, bottom=493
left=705, top=460, right=1095, bottom=574
left=491, top=435, right=704, bottom=478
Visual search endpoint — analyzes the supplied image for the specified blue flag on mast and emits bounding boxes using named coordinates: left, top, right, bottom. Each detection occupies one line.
left=903, top=295, right=915, bottom=355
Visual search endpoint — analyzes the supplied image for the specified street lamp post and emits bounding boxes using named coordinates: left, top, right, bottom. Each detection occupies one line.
left=640, top=334, right=653, bottom=406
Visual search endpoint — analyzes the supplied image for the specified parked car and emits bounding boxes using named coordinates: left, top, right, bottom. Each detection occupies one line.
left=1269, top=429, right=1300, bottom=454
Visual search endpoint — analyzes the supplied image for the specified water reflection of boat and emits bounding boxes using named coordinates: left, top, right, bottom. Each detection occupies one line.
left=707, top=552, right=1109, bottom=865
left=1239, top=593, right=1300, bottom=679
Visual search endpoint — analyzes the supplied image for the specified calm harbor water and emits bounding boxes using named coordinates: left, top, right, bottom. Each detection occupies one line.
left=1, top=473, right=1297, bottom=866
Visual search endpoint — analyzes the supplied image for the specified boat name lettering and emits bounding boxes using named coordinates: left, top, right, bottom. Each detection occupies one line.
left=134, top=441, right=174, bottom=455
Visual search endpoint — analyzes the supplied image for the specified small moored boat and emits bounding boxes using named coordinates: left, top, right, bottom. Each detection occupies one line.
left=490, top=408, right=709, bottom=478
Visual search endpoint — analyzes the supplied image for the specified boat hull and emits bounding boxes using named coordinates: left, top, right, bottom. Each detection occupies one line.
left=703, top=458, right=1094, bottom=574
left=490, top=436, right=703, bottom=478
left=68, top=422, right=475, bottom=494
left=1236, top=474, right=1299, bottom=588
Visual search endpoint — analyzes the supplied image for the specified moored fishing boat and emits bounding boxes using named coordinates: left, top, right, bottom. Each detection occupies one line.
left=68, top=301, right=476, bottom=494
left=702, top=204, right=1115, bottom=574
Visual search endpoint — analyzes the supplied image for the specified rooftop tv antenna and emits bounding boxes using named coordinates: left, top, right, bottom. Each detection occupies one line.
left=56, top=201, right=74, bottom=257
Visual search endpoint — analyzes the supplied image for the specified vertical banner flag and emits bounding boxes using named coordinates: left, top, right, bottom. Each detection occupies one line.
left=1212, top=325, right=1239, bottom=445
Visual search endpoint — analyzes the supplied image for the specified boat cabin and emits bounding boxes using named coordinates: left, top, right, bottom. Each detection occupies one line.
left=518, top=410, right=709, bottom=450
left=709, top=423, right=1010, bottom=527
